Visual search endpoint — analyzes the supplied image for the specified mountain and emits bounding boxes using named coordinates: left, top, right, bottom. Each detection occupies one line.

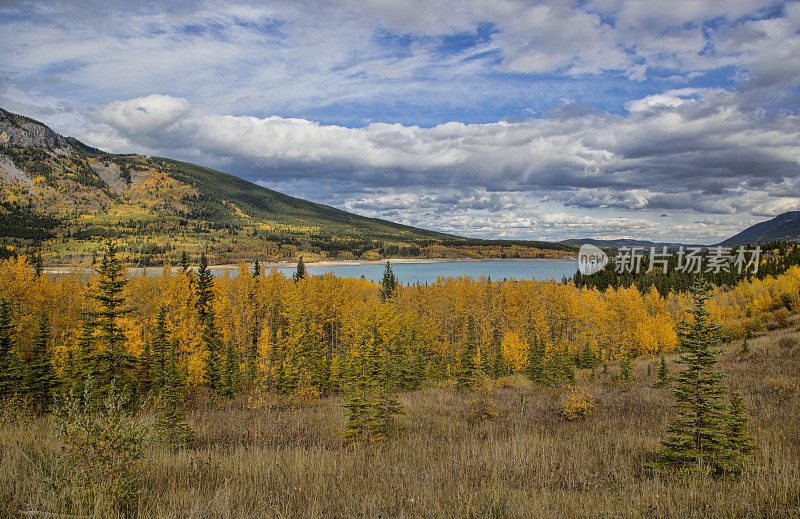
left=0, top=107, right=574, bottom=265
left=717, top=211, right=800, bottom=247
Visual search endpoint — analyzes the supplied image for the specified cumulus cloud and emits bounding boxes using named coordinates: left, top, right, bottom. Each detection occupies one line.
left=1, top=0, right=799, bottom=242
left=90, top=91, right=800, bottom=211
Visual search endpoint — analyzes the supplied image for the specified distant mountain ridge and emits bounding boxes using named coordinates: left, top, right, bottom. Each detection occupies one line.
left=717, top=211, right=800, bottom=247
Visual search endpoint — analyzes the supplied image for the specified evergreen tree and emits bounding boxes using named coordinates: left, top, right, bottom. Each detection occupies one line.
left=371, top=330, right=404, bottom=438
left=656, top=355, right=671, bottom=386
left=342, top=341, right=371, bottom=443
left=33, top=252, right=43, bottom=279
left=25, top=312, right=57, bottom=411
left=342, top=330, right=404, bottom=443
left=0, top=299, right=19, bottom=399
left=252, top=260, right=261, bottom=278
left=653, top=279, right=737, bottom=475
left=619, top=351, right=634, bottom=381
left=201, top=310, right=223, bottom=392
left=151, top=306, right=170, bottom=391
left=491, top=345, right=507, bottom=378
left=725, top=391, right=756, bottom=467
left=740, top=333, right=750, bottom=355
left=578, top=343, right=597, bottom=369
left=455, top=317, right=478, bottom=391
left=89, top=240, right=135, bottom=396
left=75, top=312, right=97, bottom=391
left=526, top=335, right=545, bottom=384
left=379, top=262, right=398, bottom=301
left=179, top=251, right=190, bottom=273
left=137, top=340, right=153, bottom=395
left=195, top=253, right=214, bottom=324
left=154, top=338, right=193, bottom=449
left=293, top=256, right=307, bottom=282
left=221, top=340, right=238, bottom=397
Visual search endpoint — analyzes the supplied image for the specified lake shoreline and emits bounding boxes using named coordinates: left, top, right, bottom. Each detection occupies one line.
left=43, top=256, right=577, bottom=275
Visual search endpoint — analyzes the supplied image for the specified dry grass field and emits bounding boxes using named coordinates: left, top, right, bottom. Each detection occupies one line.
left=2, top=326, right=799, bottom=518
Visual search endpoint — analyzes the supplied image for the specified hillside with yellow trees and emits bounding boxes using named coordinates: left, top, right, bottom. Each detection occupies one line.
left=0, top=107, right=573, bottom=266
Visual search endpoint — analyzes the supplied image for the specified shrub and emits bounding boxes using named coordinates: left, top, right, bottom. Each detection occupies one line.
left=775, top=308, right=791, bottom=329
left=467, top=374, right=496, bottom=423
left=495, top=376, right=514, bottom=388
left=560, top=387, right=596, bottom=421
left=56, top=381, right=143, bottom=515
left=765, top=376, right=799, bottom=394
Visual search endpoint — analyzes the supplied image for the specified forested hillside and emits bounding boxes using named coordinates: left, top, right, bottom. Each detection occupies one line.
left=0, top=107, right=574, bottom=266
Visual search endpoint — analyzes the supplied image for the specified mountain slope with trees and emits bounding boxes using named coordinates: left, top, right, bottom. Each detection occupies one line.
left=0, top=107, right=573, bottom=265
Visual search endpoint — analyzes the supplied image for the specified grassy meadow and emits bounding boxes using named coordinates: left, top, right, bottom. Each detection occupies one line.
left=2, top=326, right=798, bottom=518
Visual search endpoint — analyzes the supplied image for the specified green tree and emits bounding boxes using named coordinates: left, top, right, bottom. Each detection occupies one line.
left=656, top=355, right=671, bottom=386
left=526, top=334, right=546, bottom=384
left=179, top=251, right=190, bottom=273
left=0, top=299, right=20, bottom=399
left=74, top=312, right=97, bottom=392
left=455, top=317, right=478, bottom=391
left=653, top=279, right=738, bottom=475
left=725, top=391, right=756, bottom=468
left=26, top=312, right=57, bottom=411
left=252, top=260, right=261, bottom=278
left=195, top=253, right=214, bottom=324
left=577, top=343, right=597, bottom=369
left=33, top=252, right=43, bottom=279
left=740, top=333, right=750, bottom=355
left=151, top=306, right=170, bottom=391
left=201, top=310, right=223, bottom=392
left=293, top=256, right=307, bottom=282
left=137, top=340, right=153, bottom=395
left=221, top=340, right=238, bottom=397
left=88, top=240, right=135, bottom=396
left=154, top=337, right=194, bottom=449
left=491, top=345, right=507, bottom=378
left=379, top=262, right=398, bottom=301
left=619, top=351, right=634, bottom=381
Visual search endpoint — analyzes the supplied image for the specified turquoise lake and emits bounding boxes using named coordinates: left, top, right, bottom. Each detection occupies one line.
left=269, top=259, right=578, bottom=285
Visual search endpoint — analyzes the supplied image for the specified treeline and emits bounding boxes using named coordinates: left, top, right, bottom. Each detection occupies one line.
left=2, top=240, right=800, bottom=419
left=574, top=241, right=800, bottom=296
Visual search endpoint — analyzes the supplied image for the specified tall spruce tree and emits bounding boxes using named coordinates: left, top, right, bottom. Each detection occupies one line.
left=151, top=306, right=170, bottom=391
left=293, top=256, right=307, bottom=282
left=0, top=299, right=19, bottom=399
left=456, top=316, right=479, bottom=391
left=26, top=312, right=57, bottom=411
left=89, top=240, right=135, bottom=396
left=379, top=262, right=398, bottom=301
left=653, top=279, right=741, bottom=475
left=195, top=253, right=214, bottom=325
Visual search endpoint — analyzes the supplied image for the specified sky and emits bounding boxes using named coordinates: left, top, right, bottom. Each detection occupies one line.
left=1, top=0, right=799, bottom=243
